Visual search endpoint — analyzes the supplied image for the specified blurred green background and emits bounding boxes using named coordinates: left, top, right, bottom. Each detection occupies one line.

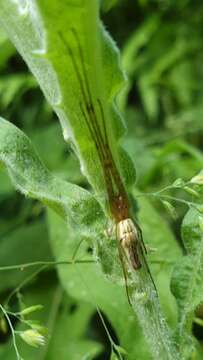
left=0, top=0, right=203, bottom=359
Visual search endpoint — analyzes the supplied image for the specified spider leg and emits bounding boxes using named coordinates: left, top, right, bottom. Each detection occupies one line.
left=118, top=243, right=132, bottom=306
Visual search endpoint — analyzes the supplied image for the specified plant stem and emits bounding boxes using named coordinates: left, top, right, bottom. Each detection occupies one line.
left=130, top=267, right=181, bottom=360
left=38, top=285, right=63, bottom=360
left=0, top=259, right=95, bottom=271
left=0, top=304, right=22, bottom=360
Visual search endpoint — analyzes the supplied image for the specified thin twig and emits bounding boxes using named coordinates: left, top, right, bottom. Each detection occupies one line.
left=0, top=304, right=22, bottom=360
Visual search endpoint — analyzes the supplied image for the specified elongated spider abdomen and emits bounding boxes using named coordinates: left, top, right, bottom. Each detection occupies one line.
left=117, top=218, right=141, bottom=270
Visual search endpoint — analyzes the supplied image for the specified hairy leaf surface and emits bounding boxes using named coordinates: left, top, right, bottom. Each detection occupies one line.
left=171, top=206, right=203, bottom=358
left=0, top=0, right=136, bottom=214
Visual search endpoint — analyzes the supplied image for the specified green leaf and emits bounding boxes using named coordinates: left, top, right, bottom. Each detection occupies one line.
left=0, top=171, right=13, bottom=196
left=137, top=29, right=198, bottom=122
left=0, top=220, right=52, bottom=292
left=0, top=74, right=36, bottom=109
left=137, top=194, right=182, bottom=328
left=101, top=0, right=119, bottom=12
left=48, top=201, right=184, bottom=360
left=0, top=283, right=102, bottom=360
left=0, top=118, right=104, bottom=232
left=119, top=15, right=160, bottom=112
left=122, top=16, right=160, bottom=75
left=171, top=208, right=203, bottom=358
left=47, top=209, right=153, bottom=360
left=0, top=3, right=187, bottom=358
left=0, top=27, right=15, bottom=71
left=0, top=0, right=136, bottom=214
left=161, top=200, right=177, bottom=220
left=20, top=305, right=43, bottom=316
left=0, top=117, right=180, bottom=359
left=0, top=317, right=8, bottom=334
left=183, top=186, right=199, bottom=198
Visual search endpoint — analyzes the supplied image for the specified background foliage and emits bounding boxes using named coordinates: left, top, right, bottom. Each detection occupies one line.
left=0, top=0, right=203, bottom=359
